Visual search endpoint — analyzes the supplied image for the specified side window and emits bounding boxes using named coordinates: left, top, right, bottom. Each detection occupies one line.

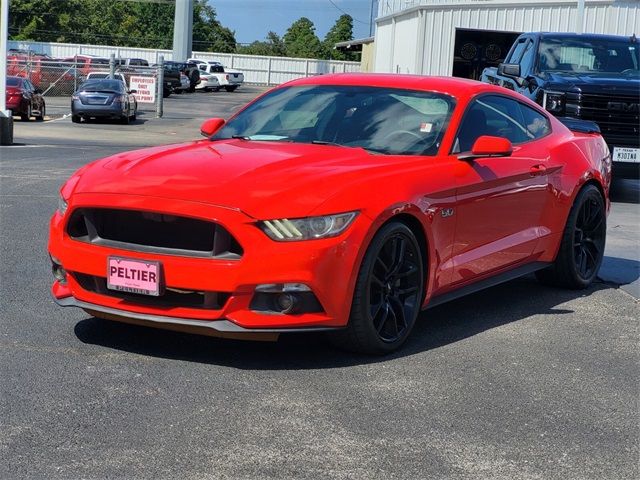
left=454, top=95, right=540, bottom=153
left=519, top=40, right=535, bottom=75
left=507, top=39, right=528, bottom=64
left=519, top=103, right=551, bottom=139
left=199, top=65, right=206, bottom=71
left=24, top=80, right=33, bottom=92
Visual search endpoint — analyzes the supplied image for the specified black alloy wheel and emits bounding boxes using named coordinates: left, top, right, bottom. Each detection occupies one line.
left=368, top=232, right=422, bottom=343
left=536, top=184, right=606, bottom=289
left=573, top=193, right=606, bottom=281
left=331, top=221, right=424, bottom=354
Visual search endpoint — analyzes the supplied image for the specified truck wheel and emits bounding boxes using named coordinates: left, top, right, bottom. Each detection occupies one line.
left=536, top=184, right=606, bottom=289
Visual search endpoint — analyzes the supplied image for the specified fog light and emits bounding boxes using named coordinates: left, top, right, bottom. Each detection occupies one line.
left=51, top=256, right=67, bottom=285
left=52, top=264, right=67, bottom=284
left=276, top=293, right=298, bottom=314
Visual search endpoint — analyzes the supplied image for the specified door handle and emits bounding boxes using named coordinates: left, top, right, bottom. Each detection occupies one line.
left=529, top=164, right=547, bottom=176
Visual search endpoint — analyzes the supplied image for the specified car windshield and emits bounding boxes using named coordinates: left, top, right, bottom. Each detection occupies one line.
left=79, top=80, right=124, bottom=92
left=7, top=77, right=21, bottom=87
left=212, top=85, right=456, bottom=155
left=538, top=36, right=640, bottom=74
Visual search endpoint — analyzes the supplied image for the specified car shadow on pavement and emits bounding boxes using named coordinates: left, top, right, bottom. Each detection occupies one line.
left=73, top=273, right=626, bottom=369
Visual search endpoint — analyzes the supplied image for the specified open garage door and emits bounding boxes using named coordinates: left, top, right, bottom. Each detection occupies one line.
left=452, top=28, right=521, bottom=80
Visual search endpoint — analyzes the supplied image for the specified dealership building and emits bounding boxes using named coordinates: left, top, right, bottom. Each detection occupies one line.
left=372, top=0, right=639, bottom=78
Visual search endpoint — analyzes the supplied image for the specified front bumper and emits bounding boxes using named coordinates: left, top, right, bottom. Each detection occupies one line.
left=49, top=193, right=367, bottom=332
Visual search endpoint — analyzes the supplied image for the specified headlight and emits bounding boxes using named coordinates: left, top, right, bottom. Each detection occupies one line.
left=543, top=90, right=565, bottom=113
left=259, top=212, right=358, bottom=241
left=57, top=196, right=68, bottom=216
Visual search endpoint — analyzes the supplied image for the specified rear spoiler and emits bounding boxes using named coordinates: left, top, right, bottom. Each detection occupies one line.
left=557, top=117, right=601, bottom=134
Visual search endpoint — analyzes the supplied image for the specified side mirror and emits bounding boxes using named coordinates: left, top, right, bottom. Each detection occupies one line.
left=498, top=63, right=521, bottom=78
left=458, top=136, right=513, bottom=161
left=200, top=117, right=225, bottom=137
left=129, top=89, right=137, bottom=94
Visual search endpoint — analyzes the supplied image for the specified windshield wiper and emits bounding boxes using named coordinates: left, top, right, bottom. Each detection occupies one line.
left=310, top=140, right=384, bottom=155
left=232, top=135, right=251, bottom=140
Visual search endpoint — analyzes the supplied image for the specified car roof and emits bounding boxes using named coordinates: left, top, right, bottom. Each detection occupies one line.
left=527, top=32, right=637, bottom=43
left=282, top=73, right=506, bottom=99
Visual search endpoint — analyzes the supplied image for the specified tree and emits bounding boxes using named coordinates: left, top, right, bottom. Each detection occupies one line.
left=8, top=0, right=236, bottom=53
left=238, top=31, right=286, bottom=57
left=323, top=14, right=356, bottom=61
left=283, top=17, right=322, bottom=59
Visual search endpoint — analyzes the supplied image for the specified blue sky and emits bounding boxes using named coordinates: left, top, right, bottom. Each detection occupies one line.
left=211, top=0, right=376, bottom=44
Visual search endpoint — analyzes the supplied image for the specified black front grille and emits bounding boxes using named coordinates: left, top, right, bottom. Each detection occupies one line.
left=567, top=92, right=640, bottom=147
left=67, top=208, right=243, bottom=258
left=73, top=272, right=230, bottom=309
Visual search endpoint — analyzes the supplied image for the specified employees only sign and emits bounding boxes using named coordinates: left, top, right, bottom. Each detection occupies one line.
left=129, top=76, right=156, bottom=103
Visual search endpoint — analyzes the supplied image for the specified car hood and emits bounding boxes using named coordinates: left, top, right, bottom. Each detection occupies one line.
left=542, top=71, right=640, bottom=94
left=72, top=139, right=397, bottom=218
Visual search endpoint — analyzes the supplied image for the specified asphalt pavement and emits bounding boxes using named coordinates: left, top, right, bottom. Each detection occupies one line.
left=1, top=88, right=638, bottom=480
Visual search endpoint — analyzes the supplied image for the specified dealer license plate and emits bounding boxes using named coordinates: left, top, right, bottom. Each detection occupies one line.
left=612, top=147, right=640, bottom=163
left=107, top=257, right=161, bottom=296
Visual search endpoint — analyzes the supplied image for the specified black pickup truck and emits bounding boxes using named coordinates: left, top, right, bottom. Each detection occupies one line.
left=482, top=32, right=640, bottom=178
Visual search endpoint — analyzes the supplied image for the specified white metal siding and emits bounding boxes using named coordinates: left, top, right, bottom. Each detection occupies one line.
left=7, top=40, right=360, bottom=85
left=374, top=0, right=640, bottom=75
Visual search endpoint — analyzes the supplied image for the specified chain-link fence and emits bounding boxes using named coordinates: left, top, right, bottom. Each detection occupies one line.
left=7, top=54, right=163, bottom=117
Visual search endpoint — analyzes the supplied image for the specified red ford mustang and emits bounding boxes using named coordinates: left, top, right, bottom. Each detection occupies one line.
left=49, top=74, right=611, bottom=354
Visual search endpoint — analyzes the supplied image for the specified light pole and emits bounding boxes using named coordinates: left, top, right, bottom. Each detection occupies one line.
left=0, top=0, right=13, bottom=145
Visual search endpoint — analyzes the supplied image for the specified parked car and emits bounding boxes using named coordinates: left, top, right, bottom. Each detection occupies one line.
left=152, top=62, right=182, bottom=97
left=117, top=58, right=149, bottom=68
left=63, top=55, right=111, bottom=77
left=175, top=72, right=190, bottom=93
left=7, top=53, right=75, bottom=92
left=481, top=32, right=640, bottom=178
left=195, top=72, right=220, bottom=91
left=188, top=58, right=244, bottom=91
left=6, top=75, right=46, bottom=121
left=86, top=71, right=128, bottom=86
left=49, top=74, right=611, bottom=354
left=71, top=78, right=137, bottom=124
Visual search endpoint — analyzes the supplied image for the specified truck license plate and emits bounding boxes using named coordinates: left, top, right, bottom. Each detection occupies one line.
left=612, top=147, right=640, bottom=163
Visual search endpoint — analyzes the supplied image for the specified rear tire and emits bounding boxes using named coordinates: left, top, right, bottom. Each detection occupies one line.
left=330, top=221, right=424, bottom=355
left=536, top=184, right=606, bottom=289
left=35, top=102, right=45, bottom=121
left=20, top=104, right=31, bottom=121
left=224, top=86, right=238, bottom=92
left=120, top=112, right=130, bottom=125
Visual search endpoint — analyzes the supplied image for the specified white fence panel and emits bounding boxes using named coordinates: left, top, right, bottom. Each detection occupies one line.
left=8, top=40, right=360, bottom=85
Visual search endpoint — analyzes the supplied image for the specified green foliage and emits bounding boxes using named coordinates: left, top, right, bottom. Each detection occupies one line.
left=283, top=17, right=322, bottom=59
left=237, top=31, right=286, bottom=57
left=323, top=14, right=356, bottom=61
left=8, top=0, right=236, bottom=52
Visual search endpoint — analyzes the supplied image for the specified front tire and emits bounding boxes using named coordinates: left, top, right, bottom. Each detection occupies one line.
left=536, top=184, right=606, bottom=289
left=35, top=102, right=45, bottom=121
left=331, top=222, right=424, bottom=354
left=71, top=115, right=81, bottom=123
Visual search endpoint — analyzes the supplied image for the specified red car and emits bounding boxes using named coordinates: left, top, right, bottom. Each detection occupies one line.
left=6, top=76, right=46, bottom=121
left=48, top=74, right=611, bottom=354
